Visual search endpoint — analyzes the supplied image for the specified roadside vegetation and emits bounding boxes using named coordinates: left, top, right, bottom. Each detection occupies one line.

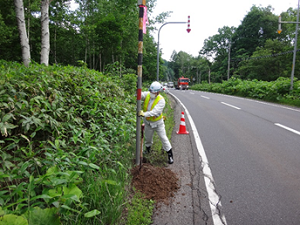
left=190, top=77, right=300, bottom=107
left=0, top=60, right=174, bottom=225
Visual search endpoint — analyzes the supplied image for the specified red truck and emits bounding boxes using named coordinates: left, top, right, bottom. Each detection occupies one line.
left=175, top=76, right=190, bottom=90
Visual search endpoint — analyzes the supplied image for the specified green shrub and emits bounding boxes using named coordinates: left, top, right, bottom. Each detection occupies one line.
left=190, top=76, right=300, bottom=107
left=0, top=60, right=136, bottom=224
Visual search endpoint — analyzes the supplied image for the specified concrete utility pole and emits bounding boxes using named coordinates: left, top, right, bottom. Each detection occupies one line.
left=227, top=42, right=231, bottom=81
left=278, top=0, right=300, bottom=90
left=136, top=0, right=146, bottom=165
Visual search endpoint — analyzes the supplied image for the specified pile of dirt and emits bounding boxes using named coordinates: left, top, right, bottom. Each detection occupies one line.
left=131, top=163, right=179, bottom=204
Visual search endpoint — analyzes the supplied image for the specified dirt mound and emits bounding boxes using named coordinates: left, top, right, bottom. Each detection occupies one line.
left=131, top=163, right=179, bottom=204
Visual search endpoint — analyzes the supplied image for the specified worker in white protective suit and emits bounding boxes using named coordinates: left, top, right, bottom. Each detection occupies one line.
left=138, top=81, right=174, bottom=164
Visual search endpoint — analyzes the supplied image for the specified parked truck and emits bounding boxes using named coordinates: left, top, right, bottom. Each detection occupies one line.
left=174, top=76, right=190, bottom=90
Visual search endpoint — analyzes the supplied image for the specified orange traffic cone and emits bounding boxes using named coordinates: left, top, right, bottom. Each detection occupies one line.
left=176, top=111, right=189, bottom=134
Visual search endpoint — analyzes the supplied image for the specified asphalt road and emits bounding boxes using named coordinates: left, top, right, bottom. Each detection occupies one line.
left=168, top=89, right=300, bottom=225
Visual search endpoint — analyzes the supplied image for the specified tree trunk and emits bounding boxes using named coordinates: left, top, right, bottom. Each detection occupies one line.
left=120, top=56, right=122, bottom=77
left=85, top=38, right=88, bottom=64
left=41, top=0, right=50, bottom=66
left=99, top=53, right=102, bottom=72
left=14, top=0, right=31, bottom=67
left=54, top=26, right=57, bottom=64
left=27, top=0, right=30, bottom=40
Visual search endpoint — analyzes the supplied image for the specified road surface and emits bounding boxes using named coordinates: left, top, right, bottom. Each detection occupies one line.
left=168, top=89, right=300, bottom=225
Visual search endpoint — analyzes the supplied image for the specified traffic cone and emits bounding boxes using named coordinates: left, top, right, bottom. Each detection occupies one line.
left=176, top=111, right=189, bottom=134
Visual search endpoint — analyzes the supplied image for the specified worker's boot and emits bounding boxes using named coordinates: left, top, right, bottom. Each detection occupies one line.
left=145, top=146, right=151, bottom=154
left=167, top=149, right=174, bottom=164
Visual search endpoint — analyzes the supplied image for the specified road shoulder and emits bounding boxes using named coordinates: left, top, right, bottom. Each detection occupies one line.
left=152, top=93, right=213, bottom=225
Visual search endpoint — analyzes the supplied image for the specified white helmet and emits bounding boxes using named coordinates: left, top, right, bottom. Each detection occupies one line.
left=149, top=81, right=163, bottom=93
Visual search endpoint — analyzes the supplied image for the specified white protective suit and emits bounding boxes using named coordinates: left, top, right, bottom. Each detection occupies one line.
left=141, top=91, right=172, bottom=152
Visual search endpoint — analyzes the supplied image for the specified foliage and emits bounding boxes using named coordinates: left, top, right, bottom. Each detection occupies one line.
left=165, top=5, right=300, bottom=84
left=231, top=5, right=279, bottom=58
left=191, top=77, right=300, bottom=107
left=123, top=191, right=154, bottom=225
left=236, top=39, right=292, bottom=81
left=0, top=0, right=170, bottom=83
left=0, top=60, right=137, bottom=224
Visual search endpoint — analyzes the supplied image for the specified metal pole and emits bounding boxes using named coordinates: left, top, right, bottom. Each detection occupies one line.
left=156, top=22, right=187, bottom=81
left=136, top=0, right=146, bottom=165
left=290, top=0, right=300, bottom=90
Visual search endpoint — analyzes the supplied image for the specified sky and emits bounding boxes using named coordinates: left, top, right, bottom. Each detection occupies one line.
left=150, top=0, right=298, bottom=61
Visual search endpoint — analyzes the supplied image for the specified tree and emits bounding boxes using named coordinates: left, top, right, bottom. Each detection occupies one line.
left=2, top=0, right=172, bottom=76
left=231, top=5, right=279, bottom=58
left=200, top=26, right=235, bottom=81
left=237, top=39, right=295, bottom=81
left=189, top=56, right=210, bottom=84
left=40, top=0, right=51, bottom=66
left=169, top=51, right=193, bottom=79
left=0, top=13, right=10, bottom=46
left=14, top=0, right=31, bottom=66
left=232, top=6, right=300, bottom=81
left=143, top=34, right=161, bottom=81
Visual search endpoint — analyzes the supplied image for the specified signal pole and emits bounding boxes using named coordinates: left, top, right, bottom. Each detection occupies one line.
left=156, top=16, right=191, bottom=81
left=278, top=0, right=300, bottom=90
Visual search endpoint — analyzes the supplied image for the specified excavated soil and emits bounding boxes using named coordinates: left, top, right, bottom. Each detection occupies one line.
left=131, top=163, right=180, bottom=204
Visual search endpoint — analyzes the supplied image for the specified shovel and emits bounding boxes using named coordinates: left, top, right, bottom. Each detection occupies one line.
left=140, top=123, right=145, bottom=170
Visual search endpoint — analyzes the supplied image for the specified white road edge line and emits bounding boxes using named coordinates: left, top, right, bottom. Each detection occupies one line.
left=274, top=123, right=300, bottom=136
left=169, top=92, right=227, bottom=225
left=221, top=102, right=241, bottom=110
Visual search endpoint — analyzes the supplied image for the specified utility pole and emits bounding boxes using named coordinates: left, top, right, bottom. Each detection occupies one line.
left=227, top=42, right=231, bottom=81
left=156, top=16, right=191, bottom=81
left=208, top=68, right=211, bottom=84
left=191, top=66, right=201, bottom=84
left=278, top=0, right=300, bottom=90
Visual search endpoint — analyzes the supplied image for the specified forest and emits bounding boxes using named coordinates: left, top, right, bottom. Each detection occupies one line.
left=0, top=0, right=171, bottom=81
left=1, top=1, right=300, bottom=84
left=168, top=5, right=300, bottom=85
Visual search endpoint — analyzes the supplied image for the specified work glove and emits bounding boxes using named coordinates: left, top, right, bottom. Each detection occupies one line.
left=138, top=110, right=145, bottom=117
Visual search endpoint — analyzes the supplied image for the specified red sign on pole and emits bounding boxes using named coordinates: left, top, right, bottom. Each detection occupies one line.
left=187, top=15, right=191, bottom=33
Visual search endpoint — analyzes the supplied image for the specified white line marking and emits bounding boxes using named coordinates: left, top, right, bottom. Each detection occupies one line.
left=275, top=123, right=300, bottom=136
left=169, top=92, right=227, bottom=225
left=198, top=91, right=300, bottom=113
left=201, top=95, right=210, bottom=99
left=221, top=102, right=241, bottom=110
